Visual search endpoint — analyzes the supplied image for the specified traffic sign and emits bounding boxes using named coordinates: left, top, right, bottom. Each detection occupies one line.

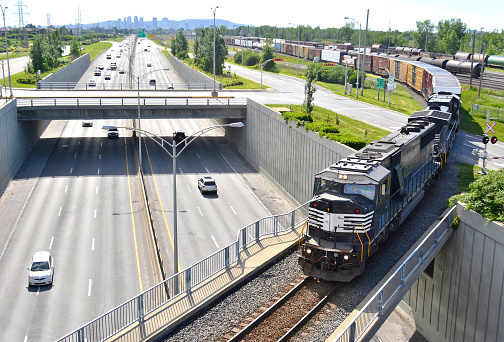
left=485, top=121, right=496, bottom=134
left=137, top=31, right=146, bottom=38
left=377, top=78, right=385, bottom=89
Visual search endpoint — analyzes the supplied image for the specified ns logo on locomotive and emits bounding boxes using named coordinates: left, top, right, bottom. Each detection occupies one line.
left=298, top=93, right=461, bottom=282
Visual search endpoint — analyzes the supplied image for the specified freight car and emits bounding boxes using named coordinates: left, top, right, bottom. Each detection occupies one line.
left=487, top=55, right=504, bottom=69
left=298, top=93, right=460, bottom=282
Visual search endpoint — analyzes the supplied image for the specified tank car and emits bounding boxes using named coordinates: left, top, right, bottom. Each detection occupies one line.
left=445, top=61, right=481, bottom=78
left=298, top=94, right=460, bottom=282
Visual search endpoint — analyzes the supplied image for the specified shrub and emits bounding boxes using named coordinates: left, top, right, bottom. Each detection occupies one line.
left=325, top=132, right=367, bottom=150
left=243, top=51, right=260, bottom=66
left=282, top=111, right=313, bottom=124
left=447, top=169, right=504, bottom=222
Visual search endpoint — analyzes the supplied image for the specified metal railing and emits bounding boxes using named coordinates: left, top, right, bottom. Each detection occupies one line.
left=56, top=202, right=309, bottom=342
left=36, top=81, right=223, bottom=91
left=16, top=97, right=247, bottom=108
left=329, top=205, right=457, bottom=342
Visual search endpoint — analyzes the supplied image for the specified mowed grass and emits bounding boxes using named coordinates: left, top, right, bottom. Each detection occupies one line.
left=456, top=163, right=483, bottom=192
left=267, top=104, right=389, bottom=144
left=81, top=42, right=113, bottom=61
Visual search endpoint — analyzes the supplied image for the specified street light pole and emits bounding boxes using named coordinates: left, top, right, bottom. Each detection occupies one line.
left=1, top=6, right=13, bottom=98
left=211, top=6, right=219, bottom=97
left=345, top=17, right=361, bottom=98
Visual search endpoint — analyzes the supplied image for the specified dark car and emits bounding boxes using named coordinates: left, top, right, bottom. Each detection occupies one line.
left=107, top=128, right=119, bottom=138
left=173, top=130, right=185, bottom=145
left=149, top=79, right=156, bottom=85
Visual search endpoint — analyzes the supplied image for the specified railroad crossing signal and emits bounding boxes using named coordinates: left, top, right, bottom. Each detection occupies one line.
left=273, top=58, right=283, bottom=61
left=485, top=121, right=496, bottom=135
left=482, top=135, right=498, bottom=144
left=324, top=63, right=335, bottom=66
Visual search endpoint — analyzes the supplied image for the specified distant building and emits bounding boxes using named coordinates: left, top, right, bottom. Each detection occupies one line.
left=152, top=17, right=157, bottom=29
left=139, top=17, right=144, bottom=28
left=134, top=16, right=138, bottom=28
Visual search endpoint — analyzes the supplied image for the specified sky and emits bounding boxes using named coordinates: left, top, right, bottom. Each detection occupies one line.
left=1, top=0, right=502, bottom=33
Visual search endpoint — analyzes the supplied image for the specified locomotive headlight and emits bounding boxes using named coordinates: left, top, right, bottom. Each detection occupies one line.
left=306, top=248, right=312, bottom=254
left=338, top=174, right=348, bottom=180
left=343, top=255, right=349, bottom=260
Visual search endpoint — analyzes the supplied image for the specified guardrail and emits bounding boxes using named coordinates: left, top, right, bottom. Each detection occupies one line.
left=56, top=203, right=309, bottom=342
left=16, top=97, right=248, bottom=108
left=329, top=205, right=457, bottom=342
left=37, top=81, right=223, bottom=91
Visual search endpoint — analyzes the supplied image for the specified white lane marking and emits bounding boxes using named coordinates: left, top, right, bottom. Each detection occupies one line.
left=216, top=150, right=271, bottom=215
left=49, top=236, right=54, bottom=250
left=197, top=207, right=203, bottom=216
left=196, top=153, right=200, bottom=158
left=65, top=185, right=68, bottom=193
left=92, top=238, right=95, bottom=251
left=97, top=169, right=100, bottom=175
left=187, top=185, right=192, bottom=192
left=96, top=186, right=98, bottom=195
left=23, top=336, right=28, bottom=342
left=88, top=279, right=92, bottom=296
left=205, top=167, right=210, bottom=173
left=179, top=168, right=184, bottom=174
left=78, top=141, right=80, bottom=146
left=70, top=168, right=73, bottom=174
left=36, top=287, right=40, bottom=296
left=101, top=142, right=103, bottom=147
left=74, top=153, right=77, bottom=159
left=94, top=209, right=97, bottom=218
left=495, top=163, right=504, bottom=167
left=230, top=206, right=237, bottom=215
left=58, top=207, right=62, bottom=217
left=99, top=154, right=102, bottom=160
left=211, top=235, right=219, bottom=248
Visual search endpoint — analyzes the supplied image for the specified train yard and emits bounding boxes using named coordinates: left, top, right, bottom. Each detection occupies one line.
left=456, top=70, right=504, bottom=90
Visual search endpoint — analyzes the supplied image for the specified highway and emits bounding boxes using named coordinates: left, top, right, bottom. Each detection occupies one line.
left=0, top=38, right=293, bottom=341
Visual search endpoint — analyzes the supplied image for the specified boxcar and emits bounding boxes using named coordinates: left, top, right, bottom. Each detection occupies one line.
left=389, top=58, right=408, bottom=83
left=406, top=61, right=424, bottom=93
left=371, top=54, right=390, bottom=77
left=422, top=65, right=461, bottom=99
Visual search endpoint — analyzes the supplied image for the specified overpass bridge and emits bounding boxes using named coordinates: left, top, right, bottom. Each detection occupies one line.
left=16, top=95, right=247, bottom=121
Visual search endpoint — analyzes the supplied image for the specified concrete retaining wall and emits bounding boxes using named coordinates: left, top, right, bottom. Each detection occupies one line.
left=398, top=203, right=504, bottom=342
left=40, top=53, right=91, bottom=83
left=0, top=100, right=50, bottom=195
left=166, top=52, right=221, bottom=88
left=220, top=99, right=355, bottom=205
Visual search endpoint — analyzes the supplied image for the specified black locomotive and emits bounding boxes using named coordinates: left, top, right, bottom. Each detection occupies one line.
left=298, top=93, right=460, bottom=282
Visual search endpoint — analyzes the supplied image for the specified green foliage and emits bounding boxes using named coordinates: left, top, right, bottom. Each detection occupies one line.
left=261, top=43, right=275, bottom=71
left=303, top=66, right=317, bottom=114
left=448, top=169, right=504, bottom=222
left=307, top=63, right=360, bottom=87
left=16, top=75, right=37, bottom=84
left=29, top=32, right=65, bottom=72
left=435, top=19, right=468, bottom=54
left=171, top=29, right=189, bottom=59
left=193, top=27, right=227, bottom=74
left=282, top=111, right=313, bottom=124
left=412, top=20, right=436, bottom=51
left=70, top=41, right=80, bottom=58
left=324, top=132, right=367, bottom=150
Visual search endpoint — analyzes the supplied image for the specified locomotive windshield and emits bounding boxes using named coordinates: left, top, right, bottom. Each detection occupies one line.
left=313, top=178, right=376, bottom=200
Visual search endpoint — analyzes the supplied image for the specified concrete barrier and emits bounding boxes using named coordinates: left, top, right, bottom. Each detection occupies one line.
left=220, top=99, right=355, bottom=205
left=166, top=52, right=221, bottom=89
left=0, top=100, right=50, bottom=195
left=40, top=53, right=91, bottom=83
left=398, top=203, right=504, bottom=342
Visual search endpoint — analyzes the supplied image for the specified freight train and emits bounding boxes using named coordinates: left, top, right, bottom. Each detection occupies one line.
left=298, top=92, right=461, bottom=282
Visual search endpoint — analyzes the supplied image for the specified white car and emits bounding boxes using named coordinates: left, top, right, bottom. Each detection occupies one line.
left=198, top=176, right=218, bottom=194
left=88, top=79, right=96, bottom=87
left=27, top=251, right=54, bottom=286
left=82, top=119, right=93, bottom=127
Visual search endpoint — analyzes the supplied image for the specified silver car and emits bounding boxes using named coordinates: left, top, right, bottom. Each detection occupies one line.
left=198, top=176, right=218, bottom=194
left=27, top=251, right=54, bottom=286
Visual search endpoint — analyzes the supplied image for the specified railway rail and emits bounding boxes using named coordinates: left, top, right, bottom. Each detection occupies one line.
left=225, top=276, right=337, bottom=342
left=456, top=71, right=504, bottom=90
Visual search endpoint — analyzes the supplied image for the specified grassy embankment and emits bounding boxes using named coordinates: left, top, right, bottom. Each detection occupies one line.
left=3, top=41, right=112, bottom=89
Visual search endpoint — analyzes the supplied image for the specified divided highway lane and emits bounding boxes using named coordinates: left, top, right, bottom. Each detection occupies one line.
left=0, top=119, right=156, bottom=341
left=139, top=118, right=282, bottom=273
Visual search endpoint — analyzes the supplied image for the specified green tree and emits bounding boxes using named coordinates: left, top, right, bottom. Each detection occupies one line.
left=303, top=66, right=317, bottom=115
left=340, top=23, right=354, bottom=42
left=436, top=19, right=468, bottom=54
left=448, top=169, right=504, bottom=222
left=70, top=40, right=80, bottom=58
left=30, top=35, right=45, bottom=72
left=171, top=29, right=189, bottom=59
left=261, top=35, right=275, bottom=71
left=193, top=27, right=227, bottom=74
left=412, top=20, right=435, bottom=51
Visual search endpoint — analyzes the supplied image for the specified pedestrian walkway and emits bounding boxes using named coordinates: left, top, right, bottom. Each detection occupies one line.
left=107, top=223, right=305, bottom=341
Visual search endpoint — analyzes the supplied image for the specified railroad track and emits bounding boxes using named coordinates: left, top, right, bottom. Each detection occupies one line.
left=456, top=72, right=504, bottom=90
left=224, top=276, right=338, bottom=342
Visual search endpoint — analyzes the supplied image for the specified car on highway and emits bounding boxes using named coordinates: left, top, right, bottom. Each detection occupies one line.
left=98, top=64, right=104, bottom=70
left=105, top=74, right=111, bottom=80
left=147, top=63, right=152, bottom=67
left=88, top=79, right=96, bottom=87
left=110, top=62, right=117, bottom=70
left=94, top=69, right=101, bottom=76
left=106, top=54, right=111, bottom=59
left=119, top=69, right=125, bottom=74
left=107, top=127, right=119, bottom=138
left=116, top=54, right=121, bottom=58
left=149, top=79, right=156, bottom=85
left=173, top=130, right=185, bottom=144
left=27, top=251, right=54, bottom=286
left=198, top=176, right=218, bottom=194
left=82, top=119, right=93, bottom=127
